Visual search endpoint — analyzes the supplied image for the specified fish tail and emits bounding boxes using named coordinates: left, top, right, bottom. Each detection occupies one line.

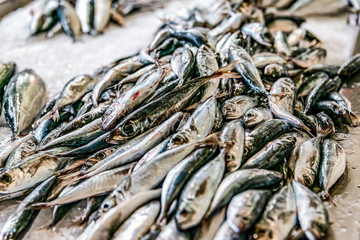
left=320, top=191, right=337, bottom=207
left=29, top=202, right=50, bottom=209
left=36, top=223, right=54, bottom=231
left=349, top=111, right=360, bottom=127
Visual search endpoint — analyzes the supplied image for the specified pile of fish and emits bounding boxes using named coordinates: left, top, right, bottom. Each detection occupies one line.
left=1, top=0, right=360, bottom=239
left=30, top=0, right=165, bottom=39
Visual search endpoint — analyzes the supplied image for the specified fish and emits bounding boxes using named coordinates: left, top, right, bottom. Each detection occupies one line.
left=221, top=95, right=258, bottom=120
left=269, top=77, right=311, bottom=132
left=252, top=184, right=297, bottom=240
left=228, top=45, right=268, bottom=95
left=252, top=52, right=286, bottom=69
left=171, top=47, right=195, bottom=83
left=263, top=63, right=289, bottom=80
left=244, top=119, right=291, bottom=160
left=0, top=150, right=64, bottom=194
left=337, top=53, right=360, bottom=78
left=75, top=0, right=93, bottom=34
left=93, top=0, right=111, bottom=34
left=134, top=137, right=171, bottom=172
left=0, top=135, right=34, bottom=168
left=5, top=134, right=37, bottom=168
left=227, top=190, right=271, bottom=233
left=108, top=63, right=239, bottom=139
left=156, top=218, right=189, bottom=240
left=102, top=69, right=163, bottom=130
left=0, top=176, right=56, bottom=240
left=207, top=169, right=282, bottom=217
left=168, top=97, right=218, bottom=148
left=112, top=201, right=160, bottom=240
left=51, top=74, right=97, bottom=118
left=193, top=208, right=226, bottom=240
left=273, top=30, right=291, bottom=56
left=241, top=134, right=296, bottom=170
left=57, top=0, right=81, bottom=40
left=319, top=139, right=346, bottom=200
left=29, top=0, right=59, bottom=35
left=74, top=112, right=182, bottom=180
left=220, top=120, right=244, bottom=172
left=292, top=180, right=329, bottom=240
left=315, top=112, right=335, bottom=137
left=326, top=91, right=360, bottom=126
left=77, top=189, right=161, bottom=240
left=293, top=48, right=326, bottom=68
left=3, top=69, right=47, bottom=136
left=32, top=163, right=134, bottom=207
left=175, top=152, right=225, bottom=230
left=315, top=100, right=347, bottom=118
left=293, top=136, right=321, bottom=187
left=242, top=22, right=272, bottom=47
left=297, top=72, right=329, bottom=98
left=159, top=146, right=217, bottom=223
left=91, top=57, right=142, bottom=105
left=214, top=222, right=246, bottom=240
left=0, top=62, right=16, bottom=114
left=243, top=107, right=272, bottom=128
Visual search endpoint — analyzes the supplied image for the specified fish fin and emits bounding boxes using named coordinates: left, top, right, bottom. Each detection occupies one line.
left=320, top=191, right=337, bottom=207
left=29, top=202, right=49, bottom=209
left=110, top=9, right=125, bottom=26
left=71, top=217, right=88, bottom=227
left=196, top=132, right=222, bottom=148
left=214, top=60, right=239, bottom=74
left=36, top=224, right=54, bottom=231
left=50, top=109, right=60, bottom=122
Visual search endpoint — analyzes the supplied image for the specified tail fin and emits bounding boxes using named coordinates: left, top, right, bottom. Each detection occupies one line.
left=349, top=111, right=360, bottom=127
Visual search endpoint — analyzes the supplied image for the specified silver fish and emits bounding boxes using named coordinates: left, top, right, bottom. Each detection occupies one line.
left=57, top=0, right=81, bottom=40
left=221, top=95, right=257, bottom=120
left=93, top=0, right=111, bottom=33
left=252, top=184, right=297, bottom=240
left=156, top=219, right=189, bottom=240
left=227, top=190, right=271, bottom=233
left=269, top=77, right=310, bottom=132
left=319, top=139, right=346, bottom=200
left=207, top=169, right=282, bottom=217
left=242, top=22, right=272, bottom=47
left=0, top=135, right=33, bottom=168
left=292, top=180, right=329, bottom=240
left=220, top=119, right=244, bottom=172
left=168, top=97, right=218, bottom=148
left=243, top=107, right=272, bottom=128
left=78, top=189, right=161, bottom=240
left=113, top=201, right=160, bottom=240
left=293, top=136, right=321, bottom=187
left=3, top=69, right=47, bottom=136
left=193, top=208, right=226, bottom=240
left=75, top=0, right=93, bottom=34
left=176, top=152, right=225, bottom=230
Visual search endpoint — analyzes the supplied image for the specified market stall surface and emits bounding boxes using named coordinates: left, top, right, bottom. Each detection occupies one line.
left=0, top=0, right=359, bottom=239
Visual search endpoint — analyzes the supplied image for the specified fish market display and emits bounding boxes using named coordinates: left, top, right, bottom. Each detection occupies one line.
left=1, top=0, right=360, bottom=239
left=29, top=0, right=166, bottom=40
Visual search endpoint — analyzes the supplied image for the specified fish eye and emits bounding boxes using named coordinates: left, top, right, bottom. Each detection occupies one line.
left=4, top=230, right=15, bottom=239
left=96, top=152, right=106, bottom=159
left=172, top=135, right=185, bottom=144
left=121, top=122, right=137, bottom=137
left=0, top=173, right=12, bottom=184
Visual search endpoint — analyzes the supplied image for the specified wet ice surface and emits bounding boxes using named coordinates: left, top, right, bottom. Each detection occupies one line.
left=0, top=0, right=359, bottom=239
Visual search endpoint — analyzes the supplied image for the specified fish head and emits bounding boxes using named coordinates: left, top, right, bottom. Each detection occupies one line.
left=2, top=229, right=16, bottom=240
left=176, top=203, right=196, bottom=230
left=295, top=169, right=314, bottom=187
left=243, top=109, right=262, bottom=127
left=0, top=169, right=22, bottom=194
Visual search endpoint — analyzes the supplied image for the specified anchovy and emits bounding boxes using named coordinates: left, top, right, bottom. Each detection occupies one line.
left=57, top=0, right=81, bottom=40
left=93, top=0, right=111, bottom=33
